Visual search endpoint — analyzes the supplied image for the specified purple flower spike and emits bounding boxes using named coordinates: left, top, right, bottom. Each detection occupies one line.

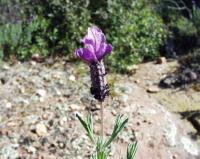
left=76, top=26, right=112, bottom=63
left=75, top=26, right=112, bottom=102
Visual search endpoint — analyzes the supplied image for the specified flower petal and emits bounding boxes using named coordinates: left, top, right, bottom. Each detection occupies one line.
left=88, top=26, right=105, bottom=53
left=105, top=44, right=113, bottom=54
left=76, top=48, right=96, bottom=63
left=85, top=44, right=95, bottom=55
left=96, top=43, right=113, bottom=60
left=75, top=26, right=112, bottom=63
left=82, top=35, right=94, bottom=45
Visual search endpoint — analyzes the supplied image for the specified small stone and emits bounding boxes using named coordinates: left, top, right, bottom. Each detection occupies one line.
left=38, top=97, right=43, bottom=102
left=30, top=61, right=37, bottom=66
left=38, top=152, right=57, bottom=159
left=32, top=54, right=45, bottom=63
left=147, top=86, right=160, bottom=93
left=143, top=119, right=147, bottom=123
left=58, top=142, right=65, bottom=149
left=36, top=89, right=47, bottom=97
left=24, top=115, right=39, bottom=125
left=172, top=155, right=177, bottom=159
left=53, top=88, right=61, bottom=96
left=0, top=77, right=7, bottom=84
left=189, top=71, right=197, bottom=81
left=106, top=130, right=112, bottom=136
left=19, top=87, right=25, bottom=94
left=27, top=146, right=36, bottom=154
left=69, top=104, right=81, bottom=110
left=111, top=110, right=117, bottom=116
left=7, top=121, right=17, bottom=127
left=136, top=122, right=140, bottom=126
left=134, top=79, right=140, bottom=84
left=127, top=64, right=139, bottom=74
left=148, top=140, right=155, bottom=148
left=59, top=117, right=67, bottom=126
left=2, top=64, right=10, bottom=70
left=6, top=102, right=12, bottom=109
left=69, top=75, right=76, bottom=81
left=42, top=113, right=49, bottom=120
left=157, top=57, right=167, bottom=64
left=36, top=123, right=48, bottom=136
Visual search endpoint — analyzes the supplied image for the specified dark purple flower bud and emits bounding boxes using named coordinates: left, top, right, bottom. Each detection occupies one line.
left=90, top=60, right=109, bottom=102
left=75, top=26, right=112, bottom=101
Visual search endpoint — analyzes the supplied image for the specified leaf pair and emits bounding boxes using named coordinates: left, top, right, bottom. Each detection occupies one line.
left=76, top=113, right=95, bottom=143
left=77, top=113, right=137, bottom=159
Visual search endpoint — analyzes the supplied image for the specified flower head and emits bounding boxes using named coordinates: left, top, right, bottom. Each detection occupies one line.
left=75, top=26, right=112, bottom=63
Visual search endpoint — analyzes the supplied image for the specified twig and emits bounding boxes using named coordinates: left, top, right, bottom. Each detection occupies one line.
left=100, top=101, right=104, bottom=138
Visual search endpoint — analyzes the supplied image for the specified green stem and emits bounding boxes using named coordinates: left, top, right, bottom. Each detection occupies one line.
left=100, top=101, right=104, bottom=139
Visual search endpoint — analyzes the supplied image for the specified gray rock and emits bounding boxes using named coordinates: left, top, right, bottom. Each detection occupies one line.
left=1, top=144, right=19, bottom=159
left=181, top=137, right=199, bottom=156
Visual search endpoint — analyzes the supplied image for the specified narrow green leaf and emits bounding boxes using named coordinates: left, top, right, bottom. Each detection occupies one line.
left=127, top=141, right=138, bottom=159
left=104, top=115, right=128, bottom=147
left=76, top=113, right=95, bottom=143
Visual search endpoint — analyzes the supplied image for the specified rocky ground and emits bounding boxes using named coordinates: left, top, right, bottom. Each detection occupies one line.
left=0, top=59, right=199, bottom=159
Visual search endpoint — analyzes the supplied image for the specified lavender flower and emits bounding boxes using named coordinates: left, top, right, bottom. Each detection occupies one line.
left=75, top=26, right=137, bottom=159
left=75, top=26, right=112, bottom=63
left=75, top=26, right=112, bottom=101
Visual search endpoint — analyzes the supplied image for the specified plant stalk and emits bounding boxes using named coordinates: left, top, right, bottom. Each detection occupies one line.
left=100, top=101, right=104, bottom=138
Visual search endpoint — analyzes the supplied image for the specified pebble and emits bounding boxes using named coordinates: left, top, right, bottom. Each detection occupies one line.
left=2, top=64, right=10, bottom=70
left=58, top=142, right=65, bottom=149
left=30, top=61, right=37, bottom=66
left=42, top=113, right=49, bottom=120
left=69, top=75, right=76, bottom=81
left=59, top=117, right=68, bottom=126
left=189, top=71, right=197, bottom=81
left=69, top=104, right=81, bottom=110
left=127, top=64, right=139, bottom=74
left=6, top=102, right=12, bottom=109
left=27, top=146, right=36, bottom=154
left=111, top=110, right=117, bottom=116
left=36, top=123, right=48, bottom=136
left=31, top=54, right=45, bottom=63
left=157, top=57, right=167, bottom=64
left=147, top=85, right=160, bottom=93
left=19, top=87, right=25, bottom=94
left=36, top=89, right=47, bottom=97
left=7, top=121, right=18, bottom=127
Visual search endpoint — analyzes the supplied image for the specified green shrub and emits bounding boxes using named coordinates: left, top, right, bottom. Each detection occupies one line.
left=92, top=0, right=167, bottom=72
left=0, top=0, right=168, bottom=72
left=154, top=0, right=200, bottom=54
left=0, top=0, right=91, bottom=60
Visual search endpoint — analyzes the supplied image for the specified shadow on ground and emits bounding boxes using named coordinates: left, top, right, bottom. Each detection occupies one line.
left=180, top=110, right=200, bottom=140
left=159, top=49, right=200, bottom=89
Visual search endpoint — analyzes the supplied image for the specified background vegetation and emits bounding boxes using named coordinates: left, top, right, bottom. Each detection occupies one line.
left=0, top=0, right=200, bottom=72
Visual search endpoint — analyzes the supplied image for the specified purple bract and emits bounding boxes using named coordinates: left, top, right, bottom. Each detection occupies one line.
left=75, top=26, right=112, bottom=63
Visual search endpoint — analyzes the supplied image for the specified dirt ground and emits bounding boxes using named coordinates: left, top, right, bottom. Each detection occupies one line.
left=0, top=59, right=199, bottom=159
